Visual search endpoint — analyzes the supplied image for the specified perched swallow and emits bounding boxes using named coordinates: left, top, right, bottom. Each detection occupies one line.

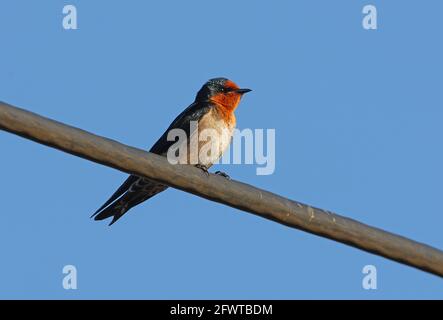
left=92, top=77, right=251, bottom=225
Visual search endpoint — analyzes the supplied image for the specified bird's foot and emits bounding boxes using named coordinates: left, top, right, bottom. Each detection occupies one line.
left=195, top=164, right=210, bottom=176
left=215, top=171, right=231, bottom=180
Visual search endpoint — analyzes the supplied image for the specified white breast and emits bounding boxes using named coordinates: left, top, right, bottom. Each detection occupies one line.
left=193, top=109, right=235, bottom=167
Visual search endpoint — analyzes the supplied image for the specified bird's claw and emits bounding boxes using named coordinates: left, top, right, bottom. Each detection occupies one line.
left=215, top=171, right=231, bottom=180
left=195, top=164, right=210, bottom=176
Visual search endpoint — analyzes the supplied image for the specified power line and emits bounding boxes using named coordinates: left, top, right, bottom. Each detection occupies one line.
left=1, top=101, right=443, bottom=278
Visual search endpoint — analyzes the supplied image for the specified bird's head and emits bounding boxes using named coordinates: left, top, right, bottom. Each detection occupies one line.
left=196, top=77, right=251, bottom=112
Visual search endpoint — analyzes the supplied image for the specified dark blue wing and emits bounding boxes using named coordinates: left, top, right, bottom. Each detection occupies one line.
left=149, top=101, right=212, bottom=155
left=91, top=100, right=212, bottom=224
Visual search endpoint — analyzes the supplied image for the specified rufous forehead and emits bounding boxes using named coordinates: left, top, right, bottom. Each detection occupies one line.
left=224, top=80, right=240, bottom=90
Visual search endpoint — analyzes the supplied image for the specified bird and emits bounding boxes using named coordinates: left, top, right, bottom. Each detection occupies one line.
left=91, top=77, right=251, bottom=225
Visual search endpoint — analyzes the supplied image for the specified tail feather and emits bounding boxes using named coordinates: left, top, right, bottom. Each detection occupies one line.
left=91, top=175, right=138, bottom=219
left=92, top=179, right=168, bottom=225
left=94, top=201, right=129, bottom=226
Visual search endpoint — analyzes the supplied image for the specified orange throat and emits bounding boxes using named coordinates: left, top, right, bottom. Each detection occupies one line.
left=210, top=92, right=241, bottom=126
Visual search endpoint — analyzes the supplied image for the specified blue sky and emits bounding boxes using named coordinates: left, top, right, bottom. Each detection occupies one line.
left=1, top=0, right=443, bottom=299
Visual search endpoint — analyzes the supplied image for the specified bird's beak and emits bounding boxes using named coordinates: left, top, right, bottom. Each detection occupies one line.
left=235, top=88, right=252, bottom=95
